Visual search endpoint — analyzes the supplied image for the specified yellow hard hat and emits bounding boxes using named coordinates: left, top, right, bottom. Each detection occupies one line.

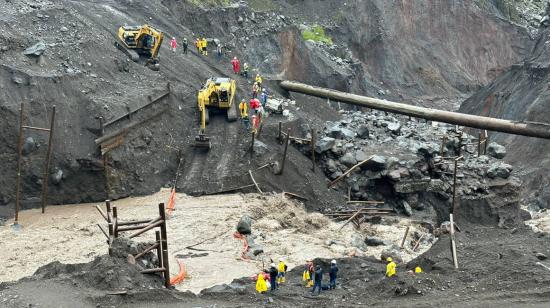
left=387, top=257, right=393, bottom=262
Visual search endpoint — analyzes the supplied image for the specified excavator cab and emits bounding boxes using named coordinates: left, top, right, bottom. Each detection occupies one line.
left=194, top=78, right=238, bottom=149
left=115, top=25, right=164, bottom=70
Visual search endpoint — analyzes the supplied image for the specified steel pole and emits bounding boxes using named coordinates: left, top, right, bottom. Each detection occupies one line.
left=280, top=81, right=550, bottom=140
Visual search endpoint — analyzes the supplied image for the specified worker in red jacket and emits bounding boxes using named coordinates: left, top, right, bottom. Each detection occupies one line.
left=231, top=56, right=240, bottom=74
left=170, top=37, right=177, bottom=53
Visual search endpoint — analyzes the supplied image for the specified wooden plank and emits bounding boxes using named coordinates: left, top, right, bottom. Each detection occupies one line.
left=248, top=170, right=263, bottom=194
left=95, top=108, right=167, bottom=145
left=338, top=209, right=362, bottom=231
left=328, top=156, right=375, bottom=188
left=400, top=226, right=410, bottom=249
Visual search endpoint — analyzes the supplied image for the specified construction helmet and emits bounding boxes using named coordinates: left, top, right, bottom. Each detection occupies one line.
left=387, top=257, right=393, bottom=262
left=270, top=263, right=276, bottom=268
left=331, top=260, right=337, bottom=264
left=279, top=258, right=284, bottom=262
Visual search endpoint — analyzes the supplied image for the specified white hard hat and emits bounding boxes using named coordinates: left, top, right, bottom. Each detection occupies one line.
left=331, top=260, right=337, bottom=264
left=172, top=37, right=175, bottom=39
left=270, top=263, right=275, bottom=267
left=279, top=258, right=283, bottom=262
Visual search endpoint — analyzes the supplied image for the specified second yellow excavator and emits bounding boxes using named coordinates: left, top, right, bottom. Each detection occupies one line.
left=115, top=24, right=164, bottom=70
left=195, top=77, right=238, bottom=149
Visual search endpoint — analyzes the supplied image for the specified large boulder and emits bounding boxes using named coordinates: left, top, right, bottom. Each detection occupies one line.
left=487, top=162, right=513, bottom=179
left=387, top=122, right=401, bottom=134
left=340, top=153, right=357, bottom=167
left=236, top=215, right=252, bottom=234
left=357, top=125, right=370, bottom=139
left=355, top=150, right=369, bottom=162
left=23, top=41, right=46, bottom=56
left=315, top=137, right=335, bottom=153
left=327, top=125, right=355, bottom=139
left=365, top=237, right=386, bottom=246
left=487, top=142, right=506, bottom=159
left=363, top=155, right=386, bottom=171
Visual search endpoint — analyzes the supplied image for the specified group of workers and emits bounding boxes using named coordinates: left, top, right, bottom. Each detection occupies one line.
left=302, top=259, right=339, bottom=295
left=169, top=37, right=188, bottom=54
left=194, top=38, right=208, bottom=55
left=256, top=257, right=422, bottom=295
left=256, top=259, right=288, bottom=293
left=238, top=72, right=267, bottom=132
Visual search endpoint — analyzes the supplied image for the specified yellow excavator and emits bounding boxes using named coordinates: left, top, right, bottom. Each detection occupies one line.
left=195, top=77, right=238, bottom=149
left=115, top=25, right=164, bottom=70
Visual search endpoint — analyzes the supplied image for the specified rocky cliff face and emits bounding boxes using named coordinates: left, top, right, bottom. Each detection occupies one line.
left=0, top=0, right=538, bottom=215
left=460, top=26, right=550, bottom=210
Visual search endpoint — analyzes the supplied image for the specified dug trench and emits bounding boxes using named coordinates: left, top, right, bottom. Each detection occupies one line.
left=2, top=0, right=550, bottom=307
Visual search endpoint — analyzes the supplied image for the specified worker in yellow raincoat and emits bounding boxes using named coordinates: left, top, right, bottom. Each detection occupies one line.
left=255, top=73, right=263, bottom=89
left=415, top=266, right=422, bottom=274
left=201, top=38, right=208, bottom=55
left=256, top=272, right=268, bottom=293
left=303, top=259, right=314, bottom=287
left=277, top=259, right=287, bottom=284
left=386, top=257, right=396, bottom=277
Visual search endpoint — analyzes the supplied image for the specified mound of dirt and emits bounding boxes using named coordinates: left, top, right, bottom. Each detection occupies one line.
left=32, top=254, right=162, bottom=291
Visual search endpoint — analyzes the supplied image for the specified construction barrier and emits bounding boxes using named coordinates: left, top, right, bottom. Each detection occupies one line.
left=166, top=188, right=176, bottom=216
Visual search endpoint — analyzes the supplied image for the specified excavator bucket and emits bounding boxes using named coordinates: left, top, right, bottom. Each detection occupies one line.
left=194, top=133, right=211, bottom=149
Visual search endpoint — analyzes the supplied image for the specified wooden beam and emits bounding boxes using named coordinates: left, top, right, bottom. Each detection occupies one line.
left=328, top=156, right=375, bottom=188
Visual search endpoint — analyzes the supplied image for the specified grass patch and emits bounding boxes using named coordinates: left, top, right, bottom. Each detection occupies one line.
left=187, top=0, right=231, bottom=7
left=246, top=0, right=277, bottom=11
left=301, top=25, right=333, bottom=45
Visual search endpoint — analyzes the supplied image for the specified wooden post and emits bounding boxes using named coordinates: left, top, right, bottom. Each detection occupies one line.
left=158, top=203, right=171, bottom=288
left=440, top=135, right=447, bottom=157
left=112, top=205, right=118, bottom=238
left=451, top=158, right=459, bottom=214
left=347, top=187, right=351, bottom=202
left=477, top=132, right=482, bottom=157
left=311, top=128, right=316, bottom=172
left=106, top=200, right=113, bottom=256
left=40, top=105, right=55, bottom=213
left=14, top=103, right=25, bottom=225
left=278, top=128, right=291, bottom=175
left=155, top=230, right=163, bottom=270
left=450, top=214, right=459, bottom=269
left=278, top=122, right=282, bottom=143
left=483, top=130, right=489, bottom=155
left=400, top=226, right=410, bottom=249
left=250, top=131, right=255, bottom=158
left=457, top=132, right=463, bottom=156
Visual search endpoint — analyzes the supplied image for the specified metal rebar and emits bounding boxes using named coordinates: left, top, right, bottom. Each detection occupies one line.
left=14, top=103, right=25, bottom=224
left=112, top=205, right=118, bottom=237
left=40, top=105, right=56, bottom=214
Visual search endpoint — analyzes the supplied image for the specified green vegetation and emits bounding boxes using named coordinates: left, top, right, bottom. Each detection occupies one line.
left=301, top=25, right=333, bottom=45
left=246, top=0, right=278, bottom=11
left=187, top=0, right=231, bottom=7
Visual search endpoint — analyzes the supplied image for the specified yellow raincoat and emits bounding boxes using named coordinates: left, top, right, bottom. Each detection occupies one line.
left=415, top=266, right=422, bottom=274
left=256, top=273, right=268, bottom=293
left=386, top=258, right=396, bottom=277
left=255, top=74, right=263, bottom=85
left=239, top=101, right=248, bottom=118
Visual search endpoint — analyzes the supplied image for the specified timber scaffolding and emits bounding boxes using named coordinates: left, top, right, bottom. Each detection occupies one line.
left=96, top=201, right=171, bottom=288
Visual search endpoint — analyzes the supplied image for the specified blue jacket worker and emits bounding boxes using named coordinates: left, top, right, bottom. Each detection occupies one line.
left=311, top=265, right=323, bottom=295
left=329, top=260, right=339, bottom=289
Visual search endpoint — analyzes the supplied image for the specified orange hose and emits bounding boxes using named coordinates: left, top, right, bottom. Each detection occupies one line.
left=233, top=232, right=250, bottom=260
left=170, top=259, right=186, bottom=285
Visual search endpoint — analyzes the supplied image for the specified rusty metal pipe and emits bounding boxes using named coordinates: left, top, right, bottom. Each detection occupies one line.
left=280, top=81, right=550, bottom=140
